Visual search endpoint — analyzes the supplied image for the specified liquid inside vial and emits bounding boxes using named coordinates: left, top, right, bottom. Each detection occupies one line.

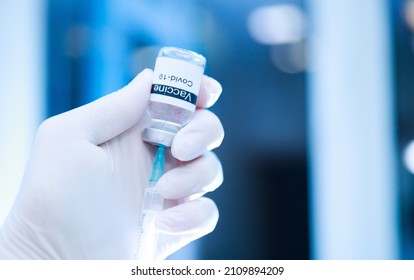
left=147, top=101, right=194, bottom=132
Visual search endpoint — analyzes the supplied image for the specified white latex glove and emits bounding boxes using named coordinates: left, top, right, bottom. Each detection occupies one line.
left=0, top=69, right=224, bottom=259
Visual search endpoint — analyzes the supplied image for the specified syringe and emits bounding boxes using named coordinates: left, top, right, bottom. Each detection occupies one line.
left=135, top=145, right=166, bottom=260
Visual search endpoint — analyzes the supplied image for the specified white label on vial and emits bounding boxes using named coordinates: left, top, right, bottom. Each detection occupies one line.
left=151, top=56, right=204, bottom=112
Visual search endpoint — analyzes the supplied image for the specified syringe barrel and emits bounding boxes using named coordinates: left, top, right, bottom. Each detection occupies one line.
left=135, top=187, right=164, bottom=260
left=141, top=186, right=164, bottom=212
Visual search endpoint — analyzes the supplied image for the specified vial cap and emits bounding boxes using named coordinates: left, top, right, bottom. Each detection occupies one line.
left=142, top=127, right=176, bottom=147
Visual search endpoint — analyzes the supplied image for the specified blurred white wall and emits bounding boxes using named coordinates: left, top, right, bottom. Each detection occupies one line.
left=0, top=1, right=46, bottom=224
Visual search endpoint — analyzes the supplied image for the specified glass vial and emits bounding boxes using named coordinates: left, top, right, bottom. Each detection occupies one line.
left=142, top=47, right=206, bottom=147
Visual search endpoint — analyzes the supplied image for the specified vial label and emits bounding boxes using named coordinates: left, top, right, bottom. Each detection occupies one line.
left=151, top=56, right=204, bottom=112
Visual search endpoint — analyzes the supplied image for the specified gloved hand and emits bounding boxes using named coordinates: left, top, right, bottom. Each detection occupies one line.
left=0, top=69, right=224, bottom=259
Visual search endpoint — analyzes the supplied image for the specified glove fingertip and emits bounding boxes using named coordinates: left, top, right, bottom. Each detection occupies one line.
left=171, top=137, right=203, bottom=161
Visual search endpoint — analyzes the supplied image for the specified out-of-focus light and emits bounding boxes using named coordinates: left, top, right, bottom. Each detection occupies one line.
left=404, top=0, right=414, bottom=32
left=403, top=140, right=414, bottom=174
left=270, top=41, right=306, bottom=73
left=247, top=4, right=305, bottom=45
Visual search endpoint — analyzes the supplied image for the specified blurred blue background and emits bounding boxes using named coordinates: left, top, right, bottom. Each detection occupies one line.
left=3, top=0, right=414, bottom=260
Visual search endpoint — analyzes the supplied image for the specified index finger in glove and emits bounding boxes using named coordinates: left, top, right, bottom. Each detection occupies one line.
left=196, top=76, right=222, bottom=109
left=171, top=109, right=224, bottom=161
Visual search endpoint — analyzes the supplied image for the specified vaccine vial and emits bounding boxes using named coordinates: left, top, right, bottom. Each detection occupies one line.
left=142, top=47, right=206, bottom=147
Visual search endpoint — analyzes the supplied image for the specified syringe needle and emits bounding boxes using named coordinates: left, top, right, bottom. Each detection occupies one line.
left=150, top=145, right=166, bottom=183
